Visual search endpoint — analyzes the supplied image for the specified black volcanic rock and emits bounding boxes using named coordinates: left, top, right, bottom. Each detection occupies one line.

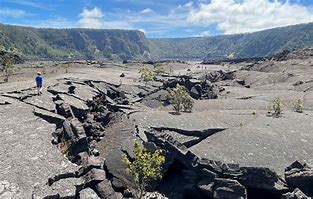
left=282, top=188, right=310, bottom=199
left=285, top=161, right=313, bottom=195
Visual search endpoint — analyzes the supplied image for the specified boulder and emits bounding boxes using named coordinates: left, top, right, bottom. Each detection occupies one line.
left=95, top=180, right=123, bottom=199
left=62, top=120, right=77, bottom=142
left=105, top=147, right=133, bottom=190
left=145, top=131, right=199, bottom=169
left=197, top=180, right=214, bottom=198
left=281, top=188, right=310, bottom=199
left=84, top=168, right=106, bottom=187
left=190, top=85, right=202, bottom=99
left=213, top=178, right=247, bottom=199
left=55, top=101, right=75, bottom=119
left=80, top=156, right=102, bottom=171
left=198, top=158, right=223, bottom=175
left=58, top=94, right=89, bottom=116
left=62, top=119, right=88, bottom=156
left=285, top=161, right=313, bottom=195
left=79, top=188, right=100, bottom=199
left=111, top=177, right=126, bottom=192
left=70, top=118, right=86, bottom=140
left=202, top=70, right=235, bottom=83
left=236, top=167, right=289, bottom=193
left=143, top=142, right=158, bottom=153
left=95, top=110, right=112, bottom=125
left=201, top=168, right=219, bottom=181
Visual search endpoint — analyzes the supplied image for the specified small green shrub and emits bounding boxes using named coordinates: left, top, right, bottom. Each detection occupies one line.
left=63, top=63, right=71, bottom=73
left=58, top=139, right=71, bottom=159
left=139, top=66, right=154, bottom=86
left=154, top=64, right=165, bottom=75
left=292, top=98, right=304, bottom=113
left=123, top=141, right=165, bottom=199
left=269, top=97, right=285, bottom=116
left=168, top=84, right=194, bottom=113
left=182, top=95, right=194, bottom=112
left=0, top=54, right=13, bottom=82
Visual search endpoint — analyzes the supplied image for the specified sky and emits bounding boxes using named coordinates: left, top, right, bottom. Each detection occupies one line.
left=1, top=0, right=313, bottom=38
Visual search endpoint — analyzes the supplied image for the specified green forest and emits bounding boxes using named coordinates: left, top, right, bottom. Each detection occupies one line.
left=1, top=22, right=313, bottom=61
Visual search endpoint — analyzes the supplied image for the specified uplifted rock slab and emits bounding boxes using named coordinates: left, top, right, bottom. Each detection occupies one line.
left=24, top=91, right=55, bottom=112
left=131, top=110, right=255, bottom=131
left=190, top=112, right=313, bottom=175
left=0, top=100, right=78, bottom=198
left=59, top=94, right=89, bottom=112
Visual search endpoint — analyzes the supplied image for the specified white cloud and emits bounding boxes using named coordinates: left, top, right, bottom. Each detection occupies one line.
left=3, top=0, right=52, bottom=10
left=79, top=7, right=104, bottom=29
left=187, top=0, right=313, bottom=34
left=0, top=8, right=29, bottom=18
left=140, top=8, right=154, bottom=14
left=78, top=7, right=132, bottom=29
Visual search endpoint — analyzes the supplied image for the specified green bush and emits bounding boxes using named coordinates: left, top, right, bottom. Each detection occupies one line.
left=64, top=63, right=70, bottom=73
left=269, top=97, right=285, bottom=116
left=139, top=66, right=154, bottom=86
left=168, top=84, right=194, bottom=113
left=0, top=54, right=13, bottom=82
left=39, top=63, right=46, bottom=74
left=123, top=141, right=165, bottom=199
left=292, top=98, right=304, bottom=113
left=154, top=63, right=165, bottom=75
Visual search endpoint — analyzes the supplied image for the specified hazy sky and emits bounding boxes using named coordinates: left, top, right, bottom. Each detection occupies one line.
left=1, top=0, right=313, bottom=38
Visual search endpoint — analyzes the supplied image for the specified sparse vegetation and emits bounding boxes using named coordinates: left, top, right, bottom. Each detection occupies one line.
left=58, top=139, right=71, bottom=159
left=269, top=97, right=285, bottom=116
left=139, top=66, right=154, bottom=86
left=154, top=63, right=165, bottom=75
left=62, top=63, right=71, bottom=73
left=168, top=84, right=194, bottom=113
left=0, top=54, right=14, bottom=82
left=123, top=141, right=165, bottom=199
left=292, top=98, right=304, bottom=113
left=39, top=63, right=46, bottom=74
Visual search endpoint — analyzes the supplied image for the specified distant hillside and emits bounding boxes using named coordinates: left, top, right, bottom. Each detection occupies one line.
left=0, top=24, right=151, bottom=60
left=1, top=23, right=313, bottom=61
left=150, top=22, right=313, bottom=61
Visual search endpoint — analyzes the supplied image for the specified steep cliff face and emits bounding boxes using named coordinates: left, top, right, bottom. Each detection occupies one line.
left=150, top=22, right=313, bottom=61
left=2, top=22, right=313, bottom=62
left=0, top=24, right=151, bottom=60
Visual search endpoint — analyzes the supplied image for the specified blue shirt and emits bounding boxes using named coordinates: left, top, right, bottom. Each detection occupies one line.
left=35, top=75, right=43, bottom=86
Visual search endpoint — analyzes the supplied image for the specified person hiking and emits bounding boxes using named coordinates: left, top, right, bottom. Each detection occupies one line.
left=35, top=72, right=43, bottom=95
